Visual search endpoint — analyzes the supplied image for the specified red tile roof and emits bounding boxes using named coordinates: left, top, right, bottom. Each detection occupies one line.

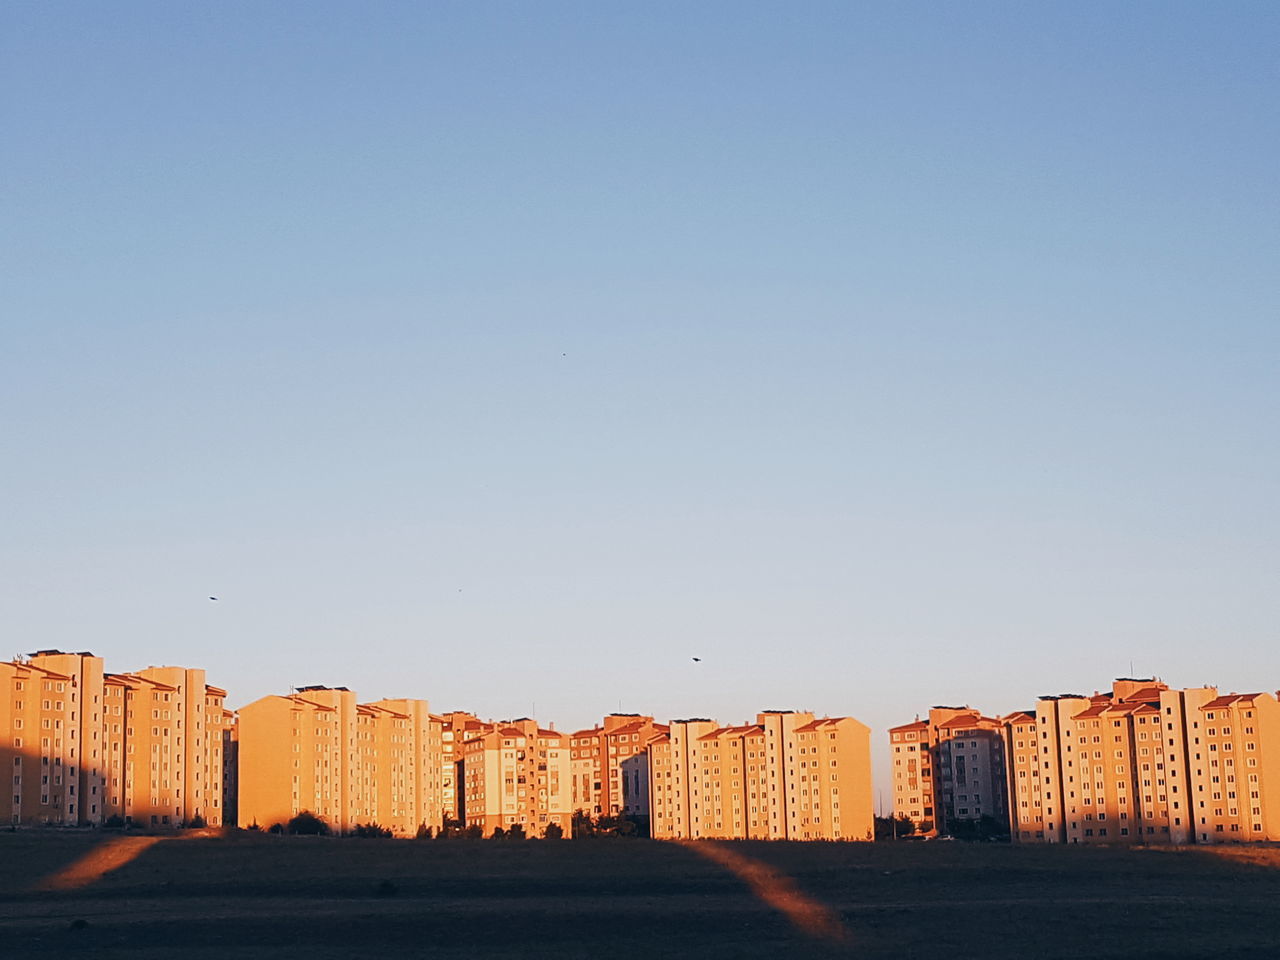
left=1201, top=694, right=1264, bottom=710
left=1117, top=686, right=1166, bottom=703
left=888, top=720, right=929, bottom=733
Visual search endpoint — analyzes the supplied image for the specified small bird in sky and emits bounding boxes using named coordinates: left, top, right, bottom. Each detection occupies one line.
left=691, top=657, right=702, bottom=662
left=208, top=597, right=219, bottom=602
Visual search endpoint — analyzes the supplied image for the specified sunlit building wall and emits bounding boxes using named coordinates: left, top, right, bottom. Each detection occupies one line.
left=237, top=686, right=358, bottom=832
left=461, top=718, right=570, bottom=837
left=357, top=698, right=441, bottom=836
left=888, top=719, right=932, bottom=831
left=1187, top=691, right=1280, bottom=842
left=1, top=651, right=104, bottom=826
left=438, top=710, right=483, bottom=827
left=569, top=714, right=666, bottom=822
left=1012, top=679, right=1280, bottom=845
left=1, top=651, right=227, bottom=829
left=649, top=711, right=873, bottom=842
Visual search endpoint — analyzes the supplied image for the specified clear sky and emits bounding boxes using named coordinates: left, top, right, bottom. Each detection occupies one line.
left=4, top=2, right=1277, bottom=796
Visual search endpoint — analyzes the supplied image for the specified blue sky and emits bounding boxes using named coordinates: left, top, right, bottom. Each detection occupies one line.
left=3, top=2, right=1277, bottom=792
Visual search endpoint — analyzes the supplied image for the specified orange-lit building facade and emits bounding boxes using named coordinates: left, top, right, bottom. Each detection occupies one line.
left=1, top=651, right=229, bottom=828
left=356, top=698, right=442, bottom=836
left=101, top=666, right=230, bottom=828
left=236, top=686, right=445, bottom=836
left=438, top=710, right=484, bottom=827
left=1001, top=709, right=1042, bottom=840
left=888, top=719, right=932, bottom=829
left=461, top=718, right=570, bottom=837
left=648, top=711, right=874, bottom=842
left=237, top=686, right=357, bottom=832
left=1001, top=679, right=1280, bottom=845
left=569, top=714, right=667, bottom=822
left=13, top=646, right=1280, bottom=847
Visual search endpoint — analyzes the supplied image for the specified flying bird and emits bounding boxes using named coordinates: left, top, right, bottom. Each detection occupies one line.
left=691, top=657, right=702, bottom=662
left=208, top=597, right=219, bottom=602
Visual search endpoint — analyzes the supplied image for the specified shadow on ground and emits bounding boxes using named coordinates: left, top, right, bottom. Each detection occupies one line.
left=2, top=834, right=1279, bottom=959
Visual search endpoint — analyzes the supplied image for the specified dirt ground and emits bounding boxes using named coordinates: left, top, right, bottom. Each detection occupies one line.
left=1, top=832, right=1278, bottom=959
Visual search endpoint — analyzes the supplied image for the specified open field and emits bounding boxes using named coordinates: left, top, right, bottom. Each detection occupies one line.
left=2, top=833, right=1279, bottom=959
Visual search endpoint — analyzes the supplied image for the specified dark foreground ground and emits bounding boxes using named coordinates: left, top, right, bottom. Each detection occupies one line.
left=1, top=832, right=1278, bottom=959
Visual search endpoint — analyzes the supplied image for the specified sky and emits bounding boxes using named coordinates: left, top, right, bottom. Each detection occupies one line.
left=3, top=1, right=1278, bottom=796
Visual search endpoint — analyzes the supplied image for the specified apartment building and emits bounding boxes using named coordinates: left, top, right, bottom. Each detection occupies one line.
left=102, top=666, right=230, bottom=828
left=1001, top=709, right=1041, bottom=840
left=649, top=710, right=873, bottom=842
left=569, top=714, right=666, bottom=823
left=648, top=718, right=717, bottom=839
left=888, top=719, right=932, bottom=830
left=1, top=651, right=102, bottom=826
left=1, top=651, right=230, bottom=828
left=1005, top=678, right=1280, bottom=845
left=461, top=718, right=570, bottom=837
left=221, top=713, right=238, bottom=828
left=355, top=698, right=442, bottom=836
left=237, top=686, right=357, bottom=832
left=1185, top=691, right=1280, bottom=842
left=931, top=708, right=1008, bottom=831
left=237, top=686, right=444, bottom=836
left=889, top=707, right=1007, bottom=835
left=438, top=710, right=484, bottom=827
left=1024, top=680, right=1192, bottom=844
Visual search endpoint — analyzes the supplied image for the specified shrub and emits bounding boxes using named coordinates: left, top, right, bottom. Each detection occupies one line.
left=543, top=822, right=564, bottom=840
left=286, top=811, right=329, bottom=836
left=490, top=827, right=506, bottom=839
left=104, top=815, right=126, bottom=830
left=188, top=815, right=207, bottom=829
left=415, top=823, right=433, bottom=840
left=506, top=823, right=526, bottom=840
left=354, top=823, right=392, bottom=838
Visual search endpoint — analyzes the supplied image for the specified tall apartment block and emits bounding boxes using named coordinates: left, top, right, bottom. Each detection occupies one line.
left=889, top=707, right=1008, bottom=835
left=1006, top=679, right=1280, bottom=845
left=648, top=710, right=873, bottom=841
left=437, top=710, right=483, bottom=826
left=358, top=698, right=442, bottom=833
left=237, top=686, right=443, bottom=836
left=1, top=651, right=104, bottom=826
left=461, top=718, right=571, bottom=837
left=1, top=651, right=230, bottom=827
left=887, top=719, right=932, bottom=828
left=569, top=713, right=667, bottom=825
left=102, top=666, right=232, bottom=828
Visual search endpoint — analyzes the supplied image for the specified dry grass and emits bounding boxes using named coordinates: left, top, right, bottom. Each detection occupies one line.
left=1, top=833, right=1278, bottom=959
